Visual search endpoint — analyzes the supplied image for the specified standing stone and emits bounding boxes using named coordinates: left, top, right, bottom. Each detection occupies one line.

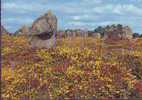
left=66, top=29, right=72, bottom=37
left=123, top=26, right=133, bottom=39
left=30, top=10, right=57, bottom=48
left=15, top=25, right=30, bottom=36
left=104, top=25, right=133, bottom=40
left=92, top=32, right=101, bottom=38
left=104, top=29, right=121, bottom=40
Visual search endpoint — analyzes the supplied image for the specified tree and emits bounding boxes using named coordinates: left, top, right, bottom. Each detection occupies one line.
left=133, top=33, right=140, bottom=38
left=117, top=24, right=123, bottom=30
left=111, top=24, right=116, bottom=28
left=94, top=26, right=105, bottom=37
left=105, top=25, right=111, bottom=32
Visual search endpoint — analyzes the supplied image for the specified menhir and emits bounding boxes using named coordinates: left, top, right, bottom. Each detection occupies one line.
left=29, top=10, right=57, bottom=48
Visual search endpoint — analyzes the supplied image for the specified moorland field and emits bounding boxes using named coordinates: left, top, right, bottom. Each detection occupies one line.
left=1, top=34, right=142, bottom=99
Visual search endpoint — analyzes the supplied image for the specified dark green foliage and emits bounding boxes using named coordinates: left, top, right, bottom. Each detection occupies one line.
left=94, top=24, right=125, bottom=38
left=94, top=26, right=105, bottom=37
left=133, top=33, right=140, bottom=38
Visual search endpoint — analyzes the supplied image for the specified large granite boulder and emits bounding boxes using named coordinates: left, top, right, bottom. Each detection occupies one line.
left=29, top=10, right=57, bottom=48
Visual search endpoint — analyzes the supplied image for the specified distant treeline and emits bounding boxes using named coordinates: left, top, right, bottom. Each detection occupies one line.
left=93, top=24, right=142, bottom=38
left=58, top=24, right=142, bottom=39
left=133, top=33, right=142, bottom=38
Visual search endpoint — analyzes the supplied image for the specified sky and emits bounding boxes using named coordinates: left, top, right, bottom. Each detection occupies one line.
left=1, top=0, right=142, bottom=33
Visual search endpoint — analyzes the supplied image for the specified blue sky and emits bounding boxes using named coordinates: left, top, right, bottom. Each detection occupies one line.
left=1, top=0, right=142, bottom=33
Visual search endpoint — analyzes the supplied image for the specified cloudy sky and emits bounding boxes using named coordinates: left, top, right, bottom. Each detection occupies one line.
left=1, top=0, right=142, bottom=33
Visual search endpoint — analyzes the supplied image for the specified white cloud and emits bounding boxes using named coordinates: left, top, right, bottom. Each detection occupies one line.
left=73, top=16, right=81, bottom=20
left=2, top=2, right=53, bottom=13
left=82, top=0, right=102, bottom=4
left=72, top=15, right=95, bottom=21
left=121, top=4, right=142, bottom=15
left=93, top=4, right=142, bottom=16
left=4, top=17, right=33, bottom=24
left=1, top=0, right=142, bottom=33
left=68, top=21, right=96, bottom=29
